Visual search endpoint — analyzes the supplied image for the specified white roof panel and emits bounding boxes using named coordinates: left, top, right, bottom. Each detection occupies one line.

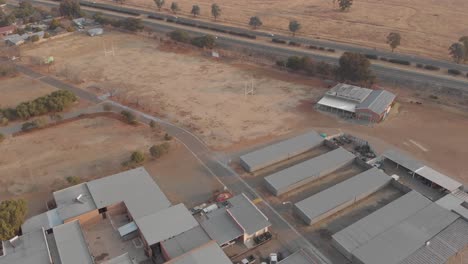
left=317, top=95, right=357, bottom=113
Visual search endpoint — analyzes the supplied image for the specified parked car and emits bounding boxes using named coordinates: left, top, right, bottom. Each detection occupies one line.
left=239, top=255, right=257, bottom=264
left=269, top=253, right=278, bottom=264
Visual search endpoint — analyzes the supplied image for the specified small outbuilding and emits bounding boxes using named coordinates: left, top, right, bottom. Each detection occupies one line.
left=87, top=28, right=103, bottom=37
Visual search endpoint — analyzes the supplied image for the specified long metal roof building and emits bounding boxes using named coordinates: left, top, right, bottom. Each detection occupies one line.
left=352, top=203, right=459, bottom=264
left=227, top=194, right=270, bottom=235
left=0, top=229, right=51, bottom=264
left=332, top=191, right=432, bottom=259
left=356, top=90, right=396, bottom=115
left=294, top=167, right=391, bottom=225
left=165, top=241, right=232, bottom=264
left=53, top=220, right=94, bottom=264
left=264, top=147, right=355, bottom=196
left=383, top=149, right=463, bottom=192
left=278, top=249, right=314, bottom=264
left=239, top=131, right=324, bottom=172
left=161, top=226, right=212, bottom=259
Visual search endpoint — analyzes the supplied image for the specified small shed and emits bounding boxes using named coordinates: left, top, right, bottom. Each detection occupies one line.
left=87, top=28, right=103, bottom=37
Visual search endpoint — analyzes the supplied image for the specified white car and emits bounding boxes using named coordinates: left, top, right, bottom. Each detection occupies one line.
left=269, top=253, right=278, bottom=264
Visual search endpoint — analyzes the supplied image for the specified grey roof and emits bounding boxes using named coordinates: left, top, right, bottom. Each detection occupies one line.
left=3, top=34, right=25, bottom=45
left=352, top=203, right=459, bottom=264
left=103, top=253, right=133, bottom=264
left=53, top=183, right=97, bottom=221
left=0, top=229, right=51, bottom=264
left=278, top=250, right=313, bottom=264
left=436, top=193, right=468, bottom=219
left=356, top=90, right=396, bottom=114
left=161, top=226, right=212, bottom=259
left=295, top=167, right=390, bottom=224
left=135, top=203, right=198, bottom=246
left=400, top=218, right=468, bottom=264
left=239, top=131, right=324, bottom=172
left=325, top=83, right=373, bottom=103
left=200, top=208, right=243, bottom=245
left=88, top=28, right=103, bottom=36
left=87, top=167, right=171, bottom=219
left=53, top=220, right=94, bottom=264
left=332, top=191, right=432, bottom=256
left=227, top=194, right=270, bottom=235
left=414, top=166, right=462, bottom=192
left=22, top=208, right=62, bottom=233
left=383, top=149, right=424, bottom=172
left=265, top=147, right=355, bottom=195
left=166, top=241, right=232, bottom=264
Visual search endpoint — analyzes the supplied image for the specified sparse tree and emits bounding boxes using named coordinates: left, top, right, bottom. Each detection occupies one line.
left=338, top=0, right=353, bottom=11
left=289, top=20, right=301, bottom=36
left=449, top=42, right=465, bottom=64
left=249, top=16, right=262, bottom=29
left=59, top=0, right=82, bottom=18
left=170, top=2, right=179, bottom=14
left=154, top=0, right=165, bottom=11
left=337, top=52, right=374, bottom=83
left=459, top=36, right=468, bottom=62
left=130, top=151, right=145, bottom=164
left=49, top=18, right=61, bottom=30
left=0, top=199, right=27, bottom=241
left=211, top=4, right=221, bottom=21
left=191, top=5, right=200, bottom=17
left=386, top=32, right=401, bottom=52
left=0, top=133, right=4, bottom=143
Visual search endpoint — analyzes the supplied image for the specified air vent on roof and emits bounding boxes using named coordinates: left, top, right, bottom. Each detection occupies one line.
left=9, top=236, right=19, bottom=248
left=76, top=194, right=85, bottom=204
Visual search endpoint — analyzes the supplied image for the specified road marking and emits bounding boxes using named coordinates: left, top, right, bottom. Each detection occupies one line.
left=252, top=198, right=263, bottom=204
left=409, top=139, right=429, bottom=152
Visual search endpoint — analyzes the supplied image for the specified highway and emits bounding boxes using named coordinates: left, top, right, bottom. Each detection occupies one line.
left=15, top=64, right=333, bottom=264
left=21, top=0, right=468, bottom=93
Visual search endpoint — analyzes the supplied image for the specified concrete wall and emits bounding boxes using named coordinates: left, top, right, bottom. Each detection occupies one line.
left=65, top=209, right=100, bottom=225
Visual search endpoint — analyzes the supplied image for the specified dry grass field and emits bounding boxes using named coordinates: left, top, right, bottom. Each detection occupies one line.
left=20, top=32, right=468, bottom=185
left=100, top=0, right=468, bottom=60
left=0, top=75, right=57, bottom=108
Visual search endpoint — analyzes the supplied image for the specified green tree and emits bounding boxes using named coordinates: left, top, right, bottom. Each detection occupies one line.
left=170, top=2, right=179, bottom=14
left=59, top=0, right=82, bottom=18
left=459, top=36, right=468, bottom=62
left=191, top=35, right=216, bottom=49
left=289, top=20, right=301, bottom=36
left=0, top=199, right=28, bottom=241
left=120, top=17, right=144, bottom=31
left=130, top=151, right=145, bottom=164
left=30, top=34, right=39, bottom=42
left=154, top=0, right=164, bottom=11
left=149, top=142, right=170, bottom=158
left=0, top=0, right=6, bottom=5
left=191, top=5, right=200, bottom=17
left=386, top=32, right=401, bottom=52
left=449, top=42, right=465, bottom=64
left=211, top=3, right=221, bottom=21
left=121, top=110, right=137, bottom=124
left=168, top=29, right=190, bottom=43
left=249, top=16, right=262, bottom=29
left=0, top=133, right=4, bottom=143
left=337, top=52, right=373, bottom=83
left=14, top=1, right=35, bottom=18
left=338, top=0, right=353, bottom=11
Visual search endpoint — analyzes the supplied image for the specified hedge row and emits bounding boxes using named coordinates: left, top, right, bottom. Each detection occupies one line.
left=82, top=2, right=140, bottom=16
left=447, top=69, right=461, bottom=76
left=364, top=54, right=378, bottom=60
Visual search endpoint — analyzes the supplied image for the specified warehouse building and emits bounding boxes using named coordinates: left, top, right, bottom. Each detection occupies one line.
left=239, top=131, right=324, bottom=172
left=331, top=189, right=468, bottom=264
left=316, top=83, right=396, bottom=123
left=264, top=147, right=355, bottom=196
left=278, top=249, right=315, bottom=264
left=2, top=167, right=233, bottom=264
left=382, top=149, right=463, bottom=194
left=294, top=167, right=391, bottom=225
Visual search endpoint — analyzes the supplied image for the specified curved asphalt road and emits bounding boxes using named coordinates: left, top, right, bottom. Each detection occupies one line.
left=15, top=64, right=332, bottom=264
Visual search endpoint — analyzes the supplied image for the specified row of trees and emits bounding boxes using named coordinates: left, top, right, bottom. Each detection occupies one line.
left=0, top=90, right=77, bottom=121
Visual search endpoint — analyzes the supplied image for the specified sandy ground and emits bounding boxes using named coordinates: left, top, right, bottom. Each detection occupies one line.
left=0, top=75, right=57, bottom=108
left=0, top=116, right=159, bottom=214
left=20, top=31, right=468, bottom=185
left=100, top=0, right=468, bottom=60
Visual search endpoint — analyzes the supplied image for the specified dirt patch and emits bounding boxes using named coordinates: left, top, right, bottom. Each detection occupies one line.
left=0, top=74, right=57, bottom=108
left=99, top=0, right=468, bottom=60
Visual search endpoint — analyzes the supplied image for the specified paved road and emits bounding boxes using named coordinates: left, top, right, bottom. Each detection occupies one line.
left=15, top=65, right=332, bottom=264
left=24, top=0, right=468, bottom=93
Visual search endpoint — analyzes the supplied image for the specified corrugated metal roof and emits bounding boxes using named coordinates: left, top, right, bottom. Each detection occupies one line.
left=356, top=90, right=396, bottom=115
left=53, top=183, right=97, bottom=221
left=161, top=226, right=212, bottom=259
left=199, top=208, right=243, bottom=245
left=0, top=229, right=51, bottom=264
left=294, top=167, right=391, bottom=224
left=227, top=194, right=270, bottom=235
left=325, top=83, right=373, bottom=103
left=135, top=203, right=198, bottom=246
left=415, top=166, right=462, bottom=192
left=165, top=241, right=232, bottom=264
left=436, top=194, right=468, bottom=219
left=53, top=220, right=94, bottom=264
left=383, top=149, right=425, bottom=172
left=239, top=131, right=324, bottom=172
left=352, top=203, right=459, bottom=264
left=317, top=95, right=357, bottom=113
left=332, top=191, right=432, bottom=256
left=87, top=167, right=171, bottom=219
left=22, top=208, right=63, bottom=234
left=265, top=147, right=355, bottom=195
left=278, top=250, right=313, bottom=264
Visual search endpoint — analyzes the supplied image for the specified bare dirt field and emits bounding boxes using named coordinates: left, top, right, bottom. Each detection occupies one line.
left=0, top=116, right=159, bottom=216
left=20, top=32, right=468, bottom=186
left=0, top=74, right=57, bottom=108
left=101, top=0, right=468, bottom=60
